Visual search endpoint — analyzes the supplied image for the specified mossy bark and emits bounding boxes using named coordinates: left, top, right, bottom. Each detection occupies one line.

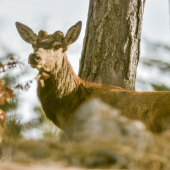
left=79, top=0, right=146, bottom=90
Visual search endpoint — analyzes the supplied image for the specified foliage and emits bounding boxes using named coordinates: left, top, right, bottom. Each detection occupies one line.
left=0, top=56, right=18, bottom=112
left=137, top=38, right=170, bottom=91
left=3, top=114, right=22, bottom=142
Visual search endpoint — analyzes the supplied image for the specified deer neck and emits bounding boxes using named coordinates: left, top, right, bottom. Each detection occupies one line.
left=38, top=53, right=84, bottom=98
left=54, top=54, right=84, bottom=97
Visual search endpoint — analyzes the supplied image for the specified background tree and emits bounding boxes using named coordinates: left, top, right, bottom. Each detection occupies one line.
left=79, top=0, right=146, bottom=90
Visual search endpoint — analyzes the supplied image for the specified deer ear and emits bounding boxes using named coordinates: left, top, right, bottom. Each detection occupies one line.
left=15, top=22, right=37, bottom=44
left=64, top=21, right=82, bottom=46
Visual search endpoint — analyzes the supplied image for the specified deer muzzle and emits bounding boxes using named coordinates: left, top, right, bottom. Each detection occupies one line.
left=28, top=53, right=41, bottom=65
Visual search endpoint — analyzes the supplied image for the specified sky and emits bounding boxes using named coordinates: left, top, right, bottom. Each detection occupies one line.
left=142, top=0, right=169, bottom=42
left=0, top=0, right=169, bottom=121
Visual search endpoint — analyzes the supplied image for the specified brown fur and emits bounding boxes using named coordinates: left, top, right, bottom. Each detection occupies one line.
left=16, top=21, right=170, bottom=133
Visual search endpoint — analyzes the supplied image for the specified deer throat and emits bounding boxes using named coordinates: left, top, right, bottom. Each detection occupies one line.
left=36, top=71, right=86, bottom=129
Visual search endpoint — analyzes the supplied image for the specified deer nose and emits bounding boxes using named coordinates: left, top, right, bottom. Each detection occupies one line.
left=28, top=53, right=40, bottom=64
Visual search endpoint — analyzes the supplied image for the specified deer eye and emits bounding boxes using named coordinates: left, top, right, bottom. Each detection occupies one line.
left=54, top=45, right=62, bottom=51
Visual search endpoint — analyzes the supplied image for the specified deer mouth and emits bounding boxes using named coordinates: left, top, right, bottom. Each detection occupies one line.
left=29, top=63, right=42, bottom=70
left=29, top=64, right=36, bottom=68
left=29, top=64, right=52, bottom=77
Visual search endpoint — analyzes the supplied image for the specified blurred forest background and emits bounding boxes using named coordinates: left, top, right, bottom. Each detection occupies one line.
left=0, top=1, right=170, bottom=168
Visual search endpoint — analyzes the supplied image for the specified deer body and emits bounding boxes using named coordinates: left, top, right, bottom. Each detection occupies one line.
left=16, top=21, right=170, bottom=133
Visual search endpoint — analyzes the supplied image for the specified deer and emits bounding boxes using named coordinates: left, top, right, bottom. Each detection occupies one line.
left=15, top=21, right=170, bottom=133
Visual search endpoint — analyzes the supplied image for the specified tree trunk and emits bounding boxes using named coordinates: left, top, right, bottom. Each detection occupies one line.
left=79, top=0, right=146, bottom=90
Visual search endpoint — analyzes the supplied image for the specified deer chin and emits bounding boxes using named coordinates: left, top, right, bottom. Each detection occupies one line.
left=30, top=63, right=52, bottom=75
left=30, top=64, right=42, bottom=70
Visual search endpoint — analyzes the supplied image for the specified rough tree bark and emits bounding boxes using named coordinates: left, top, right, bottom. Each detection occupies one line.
left=79, top=0, right=146, bottom=90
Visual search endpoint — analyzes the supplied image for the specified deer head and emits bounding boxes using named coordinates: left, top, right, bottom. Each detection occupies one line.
left=15, top=21, right=82, bottom=74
